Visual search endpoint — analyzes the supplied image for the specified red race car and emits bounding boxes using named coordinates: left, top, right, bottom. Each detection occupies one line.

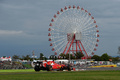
left=34, top=60, right=71, bottom=71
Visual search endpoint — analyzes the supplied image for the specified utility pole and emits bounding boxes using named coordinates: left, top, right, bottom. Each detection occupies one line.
left=118, top=46, right=120, bottom=59
left=32, top=50, right=37, bottom=61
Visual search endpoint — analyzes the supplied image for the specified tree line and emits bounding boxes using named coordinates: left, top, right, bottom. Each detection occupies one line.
left=12, top=52, right=120, bottom=61
left=91, top=53, right=119, bottom=61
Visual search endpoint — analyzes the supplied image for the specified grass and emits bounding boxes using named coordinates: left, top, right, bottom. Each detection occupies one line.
left=0, top=69, right=120, bottom=80
left=0, top=69, right=34, bottom=72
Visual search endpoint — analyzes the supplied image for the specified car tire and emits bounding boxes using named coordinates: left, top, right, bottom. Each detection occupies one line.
left=67, top=65, right=71, bottom=71
left=46, top=65, right=52, bottom=71
left=60, top=67, right=63, bottom=71
left=34, top=66, right=40, bottom=72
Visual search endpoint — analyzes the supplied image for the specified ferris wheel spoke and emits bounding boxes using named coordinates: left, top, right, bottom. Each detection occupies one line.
left=53, top=26, right=65, bottom=32
left=82, top=17, right=92, bottom=28
left=53, top=39, right=66, bottom=49
left=51, top=33, right=59, bottom=35
left=82, top=24, right=96, bottom=33
left=82, top=36, right=96, bottom=46
left=59, top=43, right=68, bottom=54
left=52, top=35, right=66, bottom=39
left=53, top=39, right=66, bottom=45
left=81, top=12, right=88, bottom=21
left=82, top=33, right=96, bottom=37
left=84, top=21, right=94, bottom=30
left=85, top=37, right=96, bottom=46
left=81, top=41, right=91, bottom=56
left=82, top=39, right=95, bottom=55
left=52, top=37, right=66, bottom=44
left=52, top=32, right=66, bottom=36
left=77, top=13, right=87, bottom=29
left=57, top=43, right=67, bottom=55
left=83, top=31, right=96, bottom=36
left=83, top=28, right=96, bottom=33
left=83, top=22, right=95, bottom=29
left=82, top=38, right=96, bottom=52
left=82, top=36, right=98, bottom=53
left=52, top=28, right=65, bottom=33
left=83, top=37, right=97, bottom=44
left=82, top=13, right=89, bottom=25
left=86, top=44, right=95, bottom=55
left=55, top=40, right=67, bottom=54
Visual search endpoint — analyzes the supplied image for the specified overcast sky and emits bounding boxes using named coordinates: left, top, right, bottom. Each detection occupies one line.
left=0, top=0, right=120, bottom=58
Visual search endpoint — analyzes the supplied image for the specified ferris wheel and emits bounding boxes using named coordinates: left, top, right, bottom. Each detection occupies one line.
left=48, top=5, right=99, bottom=58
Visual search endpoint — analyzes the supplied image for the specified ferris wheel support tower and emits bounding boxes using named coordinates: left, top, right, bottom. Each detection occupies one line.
left=63, top=32, right=88, bottom=58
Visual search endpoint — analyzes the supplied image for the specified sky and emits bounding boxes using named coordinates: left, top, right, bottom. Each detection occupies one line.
left=0, top=0, right=120, bottom=58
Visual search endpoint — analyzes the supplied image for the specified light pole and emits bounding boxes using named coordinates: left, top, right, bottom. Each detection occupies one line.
left=42, top=56, right=44, bottom=60
left=32, top=50, right=37, bottom=61
left=118, top=47, right=120, bottom=57
left=68, top=52, right=72, bottom=64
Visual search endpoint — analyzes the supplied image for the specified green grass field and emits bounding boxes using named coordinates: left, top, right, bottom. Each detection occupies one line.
left=0, top=69, right=120, bottom=80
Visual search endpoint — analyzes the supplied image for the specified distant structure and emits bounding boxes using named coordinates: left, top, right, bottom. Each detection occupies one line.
left=32, top=50, right=37, bottom=60
left=0, top=56, right=12, bottom=61
left=118, top=46, right=120, bottom=57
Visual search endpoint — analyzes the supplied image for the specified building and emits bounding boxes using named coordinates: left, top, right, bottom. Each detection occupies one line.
left=0, top=56, right=12, bottom=61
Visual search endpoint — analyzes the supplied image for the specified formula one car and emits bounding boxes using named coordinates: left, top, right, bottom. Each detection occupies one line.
left=34, top=60, right=71, bottom=71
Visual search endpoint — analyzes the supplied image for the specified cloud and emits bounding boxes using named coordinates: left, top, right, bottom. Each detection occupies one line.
left=0, top=30, right=23, bottom=35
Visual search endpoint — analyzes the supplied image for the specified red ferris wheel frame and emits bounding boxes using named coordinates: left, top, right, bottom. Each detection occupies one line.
left=63, top=33, right=89, bottom=59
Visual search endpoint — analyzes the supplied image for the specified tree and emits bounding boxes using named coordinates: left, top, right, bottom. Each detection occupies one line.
left=12, top=55, right=20, bottom=59
left=101, top=53, right=110, bottom=61
left=59, top=53, right=66, bottom=59
left=22, top=55, right=31, bottom=61
left=65, top=54, right=75, bottom=59
left=75, top=52, right=84, bottom=59
left=112, top=56, right=119, bottom=61
left=40, top=53, right=44, bottom=60
left=59, top=53, right=75, bottom=59
left=49, top=55, right=57, bottom=60
left=91, top=55, right=101, bottom=61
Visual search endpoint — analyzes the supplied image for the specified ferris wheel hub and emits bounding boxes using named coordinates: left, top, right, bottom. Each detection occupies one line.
left=75, top=32, right=82, bottom=41
left=67, top=32, right=82, bottom=41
